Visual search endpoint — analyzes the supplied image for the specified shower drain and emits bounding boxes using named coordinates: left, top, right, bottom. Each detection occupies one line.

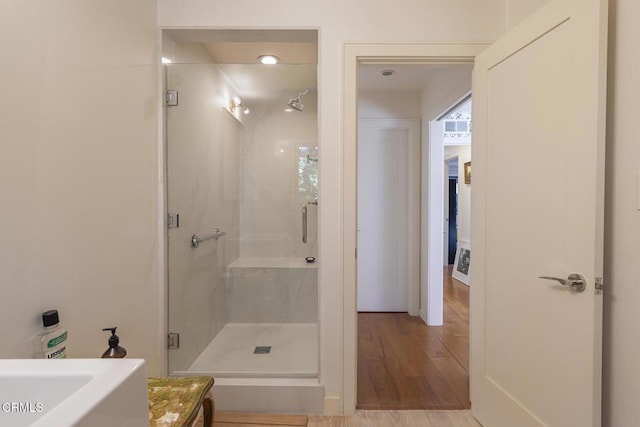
left=254, top=346, right=272, bottom=354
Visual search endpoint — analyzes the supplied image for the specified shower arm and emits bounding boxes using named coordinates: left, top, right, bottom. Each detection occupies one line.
left=291, top=87, right=317, bottom=103
left=297, top=87, right=316, bottom=98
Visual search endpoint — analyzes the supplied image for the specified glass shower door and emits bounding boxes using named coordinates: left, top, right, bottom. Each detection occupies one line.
left=166, top=63, right=318, bottom=378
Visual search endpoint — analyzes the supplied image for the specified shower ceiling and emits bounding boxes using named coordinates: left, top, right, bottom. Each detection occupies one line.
left=165, top=29, right=318, bottom=64
left=164, top=29, right=318, bottom=101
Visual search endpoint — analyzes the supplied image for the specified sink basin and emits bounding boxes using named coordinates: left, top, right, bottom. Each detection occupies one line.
left=0, top=359, right=148, bottom=427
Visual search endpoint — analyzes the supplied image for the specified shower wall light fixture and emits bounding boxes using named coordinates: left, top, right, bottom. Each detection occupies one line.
left=229, top=97, right=250, bottom=115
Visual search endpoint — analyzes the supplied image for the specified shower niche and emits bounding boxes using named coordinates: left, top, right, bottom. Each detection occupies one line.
left=163, top=30, right=319, bottom=382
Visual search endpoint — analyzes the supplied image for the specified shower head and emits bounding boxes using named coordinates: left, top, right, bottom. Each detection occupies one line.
left=287, top=87, right=316, bottom=112
left=287, top=97, right=304, bottom=112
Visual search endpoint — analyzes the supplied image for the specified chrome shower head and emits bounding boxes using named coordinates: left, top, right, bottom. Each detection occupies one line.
left=287, top=87, right=316, bottom=112
left=287, top=97, right=304, bottom=112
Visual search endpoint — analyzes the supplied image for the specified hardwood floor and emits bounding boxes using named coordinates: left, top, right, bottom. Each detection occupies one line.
left=213, top=412, right=308, bottom=427
left=208, top=410, right=481, bottom=427
left=356, top=267, right=470, bottom=410
left=308, top=410, right=480, bottom=427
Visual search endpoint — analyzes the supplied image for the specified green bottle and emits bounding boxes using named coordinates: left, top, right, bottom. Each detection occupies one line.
left=35, top=310, right=68, bottom=359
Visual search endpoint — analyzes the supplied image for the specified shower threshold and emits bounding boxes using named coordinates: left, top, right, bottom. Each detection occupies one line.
left=187, top=323, right=317, bottom=378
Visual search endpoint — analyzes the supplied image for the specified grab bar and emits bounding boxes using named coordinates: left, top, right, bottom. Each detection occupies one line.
left=191, top=228, right=226, bottom=248
left=302, top=205, right=307, bottom=243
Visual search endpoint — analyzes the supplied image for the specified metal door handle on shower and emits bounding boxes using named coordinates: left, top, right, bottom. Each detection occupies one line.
left=302, top=205, right=307, bottom=243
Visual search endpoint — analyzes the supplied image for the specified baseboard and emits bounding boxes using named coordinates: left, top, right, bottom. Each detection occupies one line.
left=212, top=378, right=324, bottom=414
left=323, top=396, right=341, bottom=415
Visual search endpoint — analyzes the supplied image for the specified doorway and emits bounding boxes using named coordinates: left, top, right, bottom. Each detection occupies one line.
left=355, top=62, right=473, bottom=410
left=342, top=43, right=484, bottom=413
left=445, top=157, right=459, bottom=265
left=345, top=2, right=608, bottom=420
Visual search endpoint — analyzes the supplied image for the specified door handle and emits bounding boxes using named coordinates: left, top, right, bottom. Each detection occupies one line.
left=538, top=273, right=586, bottom=293
left=302, top=204, right=308, bottom=243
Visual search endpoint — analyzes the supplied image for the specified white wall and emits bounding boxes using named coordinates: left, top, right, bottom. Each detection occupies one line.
left=162, top=34, right=218, bottom=64
left=421, top=68, right=473, bottom=121
left=239, top=94, right=318, bottom=258
left=420, top=67, right=472, bottom=325
left=0, top=1, right=162, bottom=373
left=505, top=0, right=552, bottom=29
left=358, top=91, right=421, bottom=119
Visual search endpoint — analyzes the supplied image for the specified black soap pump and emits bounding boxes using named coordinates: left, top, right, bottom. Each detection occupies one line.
left=101, top=327, right=127, bottom=358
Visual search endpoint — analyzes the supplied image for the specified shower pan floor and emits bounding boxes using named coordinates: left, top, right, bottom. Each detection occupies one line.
left=188, top=323, right=317, bottom=378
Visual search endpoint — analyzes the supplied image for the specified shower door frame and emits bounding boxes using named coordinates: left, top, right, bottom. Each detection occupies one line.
left=161, top=56, right=320, bottom=379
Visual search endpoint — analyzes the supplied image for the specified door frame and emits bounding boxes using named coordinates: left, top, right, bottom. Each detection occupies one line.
left=357, top=118, right=420, bottom=315
left=342, top=43, right=488, bottom=413
left=444, top=155, right=459, bottom=267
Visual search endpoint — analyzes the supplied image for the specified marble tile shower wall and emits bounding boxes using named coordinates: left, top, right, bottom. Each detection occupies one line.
left=222, top=92, right=319, bottom=325
left=226, top=265, right=318, bottom=323
left=239, top=93, right=318, bottom=259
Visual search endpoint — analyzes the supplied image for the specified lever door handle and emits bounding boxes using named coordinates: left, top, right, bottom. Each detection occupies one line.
left=538, top=273, right=586, bottom=293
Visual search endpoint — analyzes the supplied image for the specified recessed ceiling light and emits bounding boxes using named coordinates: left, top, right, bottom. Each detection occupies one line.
left=258, top=55, right=280, bottom=65
left=381, top=69, right=395, bottom=77
left=161, top=57, right=172, bottom=64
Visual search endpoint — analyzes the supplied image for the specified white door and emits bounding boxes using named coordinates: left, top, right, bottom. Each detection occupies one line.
left=470, top=0, right=607, bottom=426
left=357, top=119, right=421, bottom=312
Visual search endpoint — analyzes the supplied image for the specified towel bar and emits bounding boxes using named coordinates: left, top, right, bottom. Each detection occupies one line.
left=191, top=229, right=226, bottom=248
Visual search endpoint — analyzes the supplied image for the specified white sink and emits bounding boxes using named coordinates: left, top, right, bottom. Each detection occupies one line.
left=0, top=359, right=148, bottom=427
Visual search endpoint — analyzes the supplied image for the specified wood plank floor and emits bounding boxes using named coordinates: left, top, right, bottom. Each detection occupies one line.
left=208, top=410, right=481, bottom=427
left=356, top=267, right=470, bottom=410
left=308, top=410, right=480, bottom=427
left=213, top=411, right=308, bottom=427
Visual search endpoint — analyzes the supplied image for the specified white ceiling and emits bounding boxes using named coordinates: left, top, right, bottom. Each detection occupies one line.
left=358, top=63, right=473, bottom=92
left=164, top=29, right=318, bottom=98
left=205, top=42, right=317, bottom=64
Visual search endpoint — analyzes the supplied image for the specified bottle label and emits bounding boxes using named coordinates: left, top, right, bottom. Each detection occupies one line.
left=47, top=331, right=67, bottom=349
left=45, top=346, right=67, bottom=359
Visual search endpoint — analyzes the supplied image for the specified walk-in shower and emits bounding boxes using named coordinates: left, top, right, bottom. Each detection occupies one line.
left=163, top=31, right=319, bottom=383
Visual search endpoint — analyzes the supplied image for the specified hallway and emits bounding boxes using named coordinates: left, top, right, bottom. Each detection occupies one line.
left=357, top=267, right=469, bottom=409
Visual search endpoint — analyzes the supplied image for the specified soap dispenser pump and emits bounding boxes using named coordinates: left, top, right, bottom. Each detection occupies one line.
left=101, top=327, right=127, bottom=358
